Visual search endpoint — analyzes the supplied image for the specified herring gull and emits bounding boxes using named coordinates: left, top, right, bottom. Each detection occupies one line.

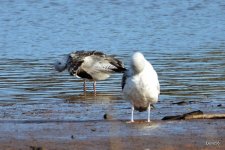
left=54, top=50, right=126, bottom=94
left=122, top=52, right=160, bottom=122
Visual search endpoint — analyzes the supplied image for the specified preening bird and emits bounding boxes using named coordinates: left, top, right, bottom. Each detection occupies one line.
left=122, top=52, right=160, bottom=122
left=54, top=50, right=126, bottom=94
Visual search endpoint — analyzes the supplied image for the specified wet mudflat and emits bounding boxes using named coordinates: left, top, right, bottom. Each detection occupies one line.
left=0, top=95, right=224, bottom=150
left=1, top=0, right=225, bottom=149
left=0, top=119, right=224, bottom=150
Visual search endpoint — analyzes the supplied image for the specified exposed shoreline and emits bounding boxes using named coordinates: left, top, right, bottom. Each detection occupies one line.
left=0, top=119, right=224, bottom=150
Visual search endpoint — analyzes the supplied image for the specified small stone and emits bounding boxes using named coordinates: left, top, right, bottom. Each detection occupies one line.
left=30, top=146, right=44, bottom=150
left=217, top=104, right=222, bottom=107
left=172, top=101, right=188, bottom=106
left=103, top=113, right=113, bottom=120
left=91, top=128, right=96, bottom=132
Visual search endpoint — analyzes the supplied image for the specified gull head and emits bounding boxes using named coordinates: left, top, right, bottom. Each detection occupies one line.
left=131, top=52, right=146, bottom=74
left=54, top=55, right=69, bottom=72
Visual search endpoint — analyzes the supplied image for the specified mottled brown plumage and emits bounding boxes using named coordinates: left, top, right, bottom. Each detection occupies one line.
left=67, top=50, right=126, bottom=79
left=54, top=50, right=126, bottom=94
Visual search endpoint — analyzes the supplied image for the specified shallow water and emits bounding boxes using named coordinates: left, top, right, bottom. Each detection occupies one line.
left=0, top=0, right=225, bottom=121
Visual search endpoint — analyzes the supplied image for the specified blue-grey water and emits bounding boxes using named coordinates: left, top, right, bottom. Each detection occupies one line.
left=0, top=0, right=224, bottom=121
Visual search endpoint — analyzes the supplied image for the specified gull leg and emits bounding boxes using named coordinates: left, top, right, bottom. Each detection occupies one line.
left=83, top=79, right=86, bottom=92
left=147, top=103, right=151, bottom=122
left=93, top=81, right=96, bottom=95
left=131, top=105, right=134, bottom=122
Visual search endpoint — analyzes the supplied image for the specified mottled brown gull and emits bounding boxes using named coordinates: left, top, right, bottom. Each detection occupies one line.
left=54, top=50, right=126, bottom=94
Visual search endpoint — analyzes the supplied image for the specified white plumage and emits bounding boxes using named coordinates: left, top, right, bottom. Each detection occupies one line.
left=122, top=52, right=160, bottom=122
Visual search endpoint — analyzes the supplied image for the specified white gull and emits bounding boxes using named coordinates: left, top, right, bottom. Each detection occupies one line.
left=122, top=52, right=160, bottom=122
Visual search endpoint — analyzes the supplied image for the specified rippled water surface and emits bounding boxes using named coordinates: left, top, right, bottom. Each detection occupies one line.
left=0, top=0, right=224, bottom=121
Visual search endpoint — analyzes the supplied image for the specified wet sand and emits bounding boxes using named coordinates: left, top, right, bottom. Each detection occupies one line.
left=1, top=0, right=225, bottom=149
left=0, top=119, right=224, bottom=150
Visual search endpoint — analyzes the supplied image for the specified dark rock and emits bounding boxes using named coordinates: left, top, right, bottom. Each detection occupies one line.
left=30, top=146, right=44, bottom=150
left=162, top=115, right=184, bottom=120
left=103, top=113, right=113, bottom=120
left=162, top=110, right=203, bottom=120
left=91, top=128, right=96, bottom=132
left=217, top=104, right=222, bottom=107
left=183, top=110, right=203, bottom=117
left=172, top=101, right=188, bottom=106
